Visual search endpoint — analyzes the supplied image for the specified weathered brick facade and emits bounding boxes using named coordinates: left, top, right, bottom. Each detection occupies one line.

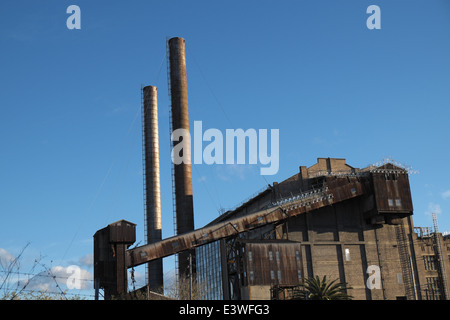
left=214, top=158, right=449, bottom=300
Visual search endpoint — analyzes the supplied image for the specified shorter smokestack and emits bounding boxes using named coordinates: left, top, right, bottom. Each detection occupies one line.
left=142, top=85, right=163, bottom=293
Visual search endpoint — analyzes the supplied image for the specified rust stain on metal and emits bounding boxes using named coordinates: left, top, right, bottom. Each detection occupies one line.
left=126, top=177, right=366, bottom=268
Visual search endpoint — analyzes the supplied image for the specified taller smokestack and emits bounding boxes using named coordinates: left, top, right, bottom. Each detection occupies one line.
left=142, top=85, right=163, bottom=293
left=168, top=37, right=195, bottom=278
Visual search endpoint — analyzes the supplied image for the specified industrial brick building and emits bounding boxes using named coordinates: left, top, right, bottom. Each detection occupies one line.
left=93, top=37, right=450, bottom=300
left=94, top=157, right=450, bottom=300
left=194, top=157, right=450, bottom=300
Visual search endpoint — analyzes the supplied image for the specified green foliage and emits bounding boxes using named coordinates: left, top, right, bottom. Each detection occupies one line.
left=295, top=275, right=353, bottom=300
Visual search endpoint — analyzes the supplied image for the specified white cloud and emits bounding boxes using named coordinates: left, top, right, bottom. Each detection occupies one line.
left=442, top=190, right=450, bottom=199
left=1, top=249, right=94, bottom=298
left=0, top=248, right=15, bottom=267
left=16, top=265, right=93, bottom=293
left=425, top=202, right=442, bottom=216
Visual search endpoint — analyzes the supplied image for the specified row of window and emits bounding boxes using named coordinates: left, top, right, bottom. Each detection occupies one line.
left=423, top=255, right=437, bottom=271
left=424, top=277, right=442, bottom=300
left=195, top=241, right=223, bottom=300
left=247, top=249, right=302, bottom=284
left=248, top=250, right=301, bottom=262
left=387, top=198, right=402, bottom=207
left=247, top=269, right=303, bottom=283
left=384, top=173, right=399, bottom=181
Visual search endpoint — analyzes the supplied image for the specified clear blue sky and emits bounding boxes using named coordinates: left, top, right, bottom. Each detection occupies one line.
left=1, top=0, right=449, bottom=298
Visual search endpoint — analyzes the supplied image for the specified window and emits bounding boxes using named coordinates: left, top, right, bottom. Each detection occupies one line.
left=195, top=240, right=223, bottom=300
left=388, top=199, right=394, bottom=207
left=425, top=277, right=442, bottom=300
left=276, top=251, right=280, bottom=262
left=269, top=251, right=273, bottom=261
left=277, top=270, right=282, bottom=281
left=296, top=251, right=301, bottom=262
left=424, top=255, right=437, bottom=271
left=345, top=248, right=350, bottom=261
left=270, top=270, right=275, bottom=280
left=395, top=199, right=402, bottom=207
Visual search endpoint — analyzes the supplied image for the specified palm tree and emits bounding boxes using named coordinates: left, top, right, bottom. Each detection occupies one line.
left=294, top=275, right=353, bottom=300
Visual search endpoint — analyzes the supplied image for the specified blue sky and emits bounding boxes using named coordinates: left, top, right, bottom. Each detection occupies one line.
left=1, top=0, right=449, bottom=298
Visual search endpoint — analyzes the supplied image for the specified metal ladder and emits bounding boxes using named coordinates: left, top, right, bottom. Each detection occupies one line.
left=395, top=224, right=415, bottom=300
left=140, top=86, right=149, bottom=283
left=432, top=213, right=449, bottom=300
left=166, top=37, right=179, bottom=288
